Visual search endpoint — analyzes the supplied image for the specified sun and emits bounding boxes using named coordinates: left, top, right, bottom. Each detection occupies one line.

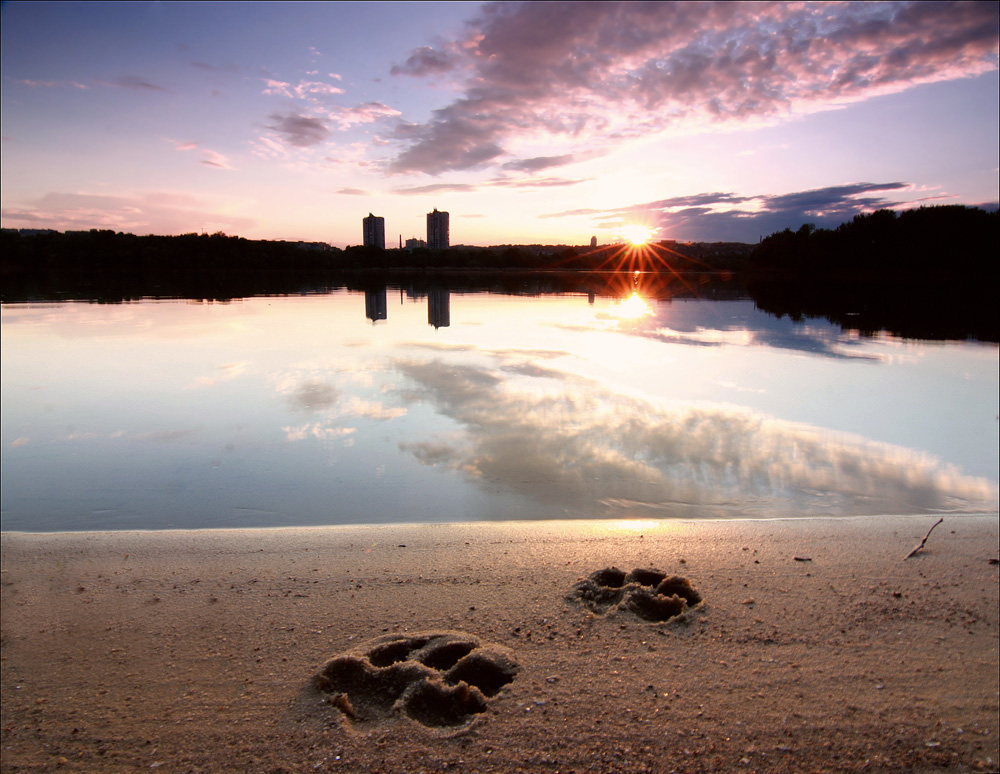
left=619, top=224, right=656, bottom=246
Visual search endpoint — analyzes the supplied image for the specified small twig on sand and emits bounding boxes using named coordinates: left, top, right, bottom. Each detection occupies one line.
left=904, top=518, right=944, bottom=560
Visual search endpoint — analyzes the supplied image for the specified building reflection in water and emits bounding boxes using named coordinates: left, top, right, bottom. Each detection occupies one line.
left=365, top=287, right=387, bottom=323
left=428, top=289, right=450, bottom=329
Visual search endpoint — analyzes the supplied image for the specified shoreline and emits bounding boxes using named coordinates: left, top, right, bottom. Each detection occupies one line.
left=3, top=515, right=998, bottom=773
left=4, top=510, right=997, bottom=536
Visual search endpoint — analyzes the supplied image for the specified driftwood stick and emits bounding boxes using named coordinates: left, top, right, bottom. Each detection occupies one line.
left=904, top=518, right=944, bottom=560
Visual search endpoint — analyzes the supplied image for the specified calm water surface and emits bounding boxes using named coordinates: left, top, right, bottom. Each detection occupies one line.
left=2, top=288, right=997, bottom=531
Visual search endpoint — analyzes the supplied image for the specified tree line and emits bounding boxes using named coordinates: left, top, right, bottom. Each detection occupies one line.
left=744, top=205, right=998, bottom=341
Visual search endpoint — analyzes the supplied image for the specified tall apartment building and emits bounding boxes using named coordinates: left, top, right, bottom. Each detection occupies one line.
left=426, top=208, right=449, bottom=249
left=363, top=213, right=385, bottom=249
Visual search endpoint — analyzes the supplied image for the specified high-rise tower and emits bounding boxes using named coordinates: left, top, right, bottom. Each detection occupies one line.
left=363, top=213, right=385, bottom=249
left=426, top=208, right=449, bottom=249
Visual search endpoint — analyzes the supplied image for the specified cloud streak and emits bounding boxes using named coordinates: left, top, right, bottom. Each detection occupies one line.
left=112, top=75, right=171, bottom=93
left=388, top=1, right=999, bottom=175
left=168, top=140, right=234, bottom=170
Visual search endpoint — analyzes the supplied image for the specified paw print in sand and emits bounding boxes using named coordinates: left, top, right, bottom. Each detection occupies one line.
left=569, top=567, right=702, bottom=622
left=312, top=631, right=518, bottom=729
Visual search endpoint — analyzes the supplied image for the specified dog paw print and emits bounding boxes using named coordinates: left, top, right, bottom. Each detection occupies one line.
left=569, top=567, right=702, bottom=622
left=312, top=631, right=518, bottom=728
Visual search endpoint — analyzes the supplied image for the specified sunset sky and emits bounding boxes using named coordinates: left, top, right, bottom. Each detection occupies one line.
left=2, top=1, right=997, bottom=247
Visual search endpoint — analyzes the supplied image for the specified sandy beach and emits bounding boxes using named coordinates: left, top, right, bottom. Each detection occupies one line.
left=2, top=516, right=998, bottom=773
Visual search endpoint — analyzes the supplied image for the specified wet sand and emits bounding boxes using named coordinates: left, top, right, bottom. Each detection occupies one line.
left=2, top=516, right=998, bottom=773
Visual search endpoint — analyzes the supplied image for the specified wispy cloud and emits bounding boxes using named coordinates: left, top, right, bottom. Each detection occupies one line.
left=190, top=61, right=240, bottom=75
left=263, top=78, right=345, bottom=99
left=394, top=182, right=478, bottom=196
left=11, top=78, right=89, bottom=90
left=24, top=74, right=170, bottom=94
left=393, top=175, right=588, bottom=195
left=490, top=175, right=590, bottom=190
left=167, top=139, right=234, bottom=170
left=112, top=75, right=171, bottom=93
left=187, top=361, right=251, bottom=389
left=200, top=150, right=233, bottom=169
left=327, top=101, right=402, bottom=129
left=388, top=1, right=999, bottom=175
left=501, top=154, right=576, bottom=173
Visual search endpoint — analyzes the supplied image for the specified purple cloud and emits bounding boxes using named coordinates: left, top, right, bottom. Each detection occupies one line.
left=13, top=78, right=89, bottom=90
left=542, top=182, right=917, bottom=242
left=502, top=154, right=576, bottom=172
left=391, top=45, right=461, bottom=77
left=113, top=75, right=170, bottom=92
left=388, top=1, right=998, bottom=175
left=265, top=113, right=330, bottom=147
left=190, top=62, right=240, bottom=75
left=394, top=183, right=477, bottom=195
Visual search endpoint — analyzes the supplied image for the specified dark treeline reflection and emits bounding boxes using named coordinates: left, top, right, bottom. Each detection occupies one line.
left=2, top=204, right=996, bottom=341
left=746, top=205, right=999, bottom=342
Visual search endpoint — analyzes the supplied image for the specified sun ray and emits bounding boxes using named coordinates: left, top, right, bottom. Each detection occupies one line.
left=541, top=227, right=732, bottom=307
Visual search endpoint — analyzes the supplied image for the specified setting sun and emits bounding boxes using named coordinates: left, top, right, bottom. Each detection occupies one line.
left=620, top=224, right=656, bottom=246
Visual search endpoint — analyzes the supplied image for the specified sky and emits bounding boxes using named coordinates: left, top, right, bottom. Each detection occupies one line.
left=1, top=1, right=998, bottom=247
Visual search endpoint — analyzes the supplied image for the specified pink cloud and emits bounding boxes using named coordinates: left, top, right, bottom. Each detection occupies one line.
left=262, top=78, right=344, bottom=99
left=13, top=79, right=89, bottom=90
left=167, top=140, right=234, bottom=170
left=200, top=150, right=233, bottom=170
left=1, top=191, right=253, bottom=235
left=327, top=101, right=402, bottom=129
left=388, top=1, right=999, bottom=175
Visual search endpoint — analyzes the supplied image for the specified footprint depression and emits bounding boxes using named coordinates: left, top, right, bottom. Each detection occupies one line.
left=312, top=631, right=519, bottom=729
left=569, top=567, right=702, bottom=622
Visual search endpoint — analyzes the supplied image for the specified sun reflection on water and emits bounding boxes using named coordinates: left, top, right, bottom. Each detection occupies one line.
left=612, top=292, right=652, bottom=319
left=611, top=520, right=663, bottom=532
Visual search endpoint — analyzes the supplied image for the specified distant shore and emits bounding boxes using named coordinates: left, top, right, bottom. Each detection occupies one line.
left=4, top=204, right=997, bottom=341
left=3, top=515, right=997, bottom=773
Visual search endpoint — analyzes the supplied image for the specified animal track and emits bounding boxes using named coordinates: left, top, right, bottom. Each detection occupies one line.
left=312, top=631, right=518, bottom=729
left=569, top=567, right=702, bottom=622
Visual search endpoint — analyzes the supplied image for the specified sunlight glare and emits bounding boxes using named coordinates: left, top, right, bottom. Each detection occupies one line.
left=620, top=224, right=655, bottom=246
left=613, top=292, right=652, bottom=319
left=612, top=520, right=662, bottom=532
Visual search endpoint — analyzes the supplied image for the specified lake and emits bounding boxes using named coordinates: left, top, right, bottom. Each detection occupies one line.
left=2, top=282, right=997, bottom=532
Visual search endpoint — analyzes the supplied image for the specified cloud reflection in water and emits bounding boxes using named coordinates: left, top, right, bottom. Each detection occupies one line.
left=395, top=358, right=997, bottom=519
